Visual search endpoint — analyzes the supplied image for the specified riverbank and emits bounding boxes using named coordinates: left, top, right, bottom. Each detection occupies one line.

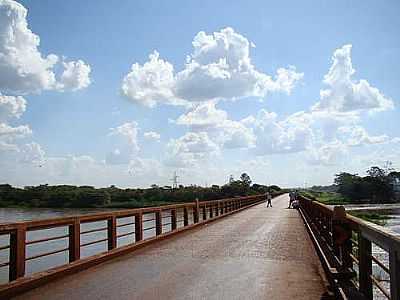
left=300, top=191, right=400, bottom=226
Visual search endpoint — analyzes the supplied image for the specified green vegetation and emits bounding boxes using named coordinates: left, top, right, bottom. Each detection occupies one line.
left=0, top=173, right=284, bottom=208
left=334, top=166, right=400, bottom=203
left=300, top=190, right=350, bottom=205
left=304, top=164, right=400, bottom=205
left=349, top=211, right=391, bottom=226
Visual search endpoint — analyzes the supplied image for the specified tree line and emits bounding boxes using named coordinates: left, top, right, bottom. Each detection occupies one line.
left=334, top=166, right=400, bottom=203
left=0, top=173, right=283, bottom=208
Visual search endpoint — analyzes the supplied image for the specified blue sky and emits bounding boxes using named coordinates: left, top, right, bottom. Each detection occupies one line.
left=0, top=0, right=399, bottom=188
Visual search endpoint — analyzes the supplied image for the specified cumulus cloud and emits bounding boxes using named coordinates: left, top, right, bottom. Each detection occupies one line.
left=0, top=0, right=91, bottom=94
left=143, top=131, right=161, bottom=141
left=19, top=142, right=45, bottom=163
left=165, top=132, right=219, bottom=167
left=128, top=157, right=163, bottom=177
left=0, top=93, right=31, bottom=155
left=339, top=125, right=389, bottom=146
left=107, top=121, right=141, bottom=165
left=312, top=44, right=394, bottom=113
left=121, top=51, right=178, bottom=107
left=121, top=27, right=303, bottom=107
left=58, top=60, right=91, bottom=91
left=109, top=121, right=140, bottom=151
left=176, top=102, right=255, bottom=149
left=0, top=94, right=27, bottom=120
left=244, top=109, right=313, bottom=155
left=0, top=123, right=31, bottom=138
left=307, top=141, right=348, bottom=166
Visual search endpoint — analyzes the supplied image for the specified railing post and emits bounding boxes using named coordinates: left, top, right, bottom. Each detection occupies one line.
left=358, top=234, right=373, bottom=299
left=171, top=209, right=177, bottom=230
left=194, top=198, right=199, bottom=223
left=224, top=201, right=228, bottom=213
left=202, top=205, right=207, bottom=221
left=107, top=216, right=117, bottom=250
left=215, top=202, right=219, bottom=216
left=9, top=225, right=26, bottom=281
left=209, top=204, right=213, bottom=218
left=135, top=212, right=143, bottom=242
left=332, top=206, right=352, bottom=270
left=389, top=249, right=400, bottom=300
left=155, top=210, right=162, bottom=235
left=68, top=219, right=80, bottom=263
left=184, top=206, right=189, bottom=226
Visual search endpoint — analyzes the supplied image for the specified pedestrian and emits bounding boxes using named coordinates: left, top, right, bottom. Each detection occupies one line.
left=265, top=192, right=272, bottom=207
left=288, top=191, right=294, bottom=208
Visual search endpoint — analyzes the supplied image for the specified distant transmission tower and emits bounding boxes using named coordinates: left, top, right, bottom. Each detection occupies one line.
left=171, top=171, right=179, bottom=189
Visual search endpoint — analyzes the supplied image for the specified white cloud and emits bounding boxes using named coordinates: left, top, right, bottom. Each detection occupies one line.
left=0, top=123, right=31, bottom=138
left=175, top=102, right=255, bottom=149
left=107, top=121, right=140, bottom=165
left=143, top=131, right=161, bottom=141
left=176, top=101, right=227, bottom=129
left=0, top=94, right=26, bottom=121
left=58, top=60, right=91, bottom=91
left=165, top=132, right=219, bottom=168
left=339, top=125, right=389, bottom=146
left=0, top=93, right=31, bottom=157
left=105, top=148, right=129, bottom=165
left=128, top=157, right=163, bottom=177
left=307, top=141, right=348, bottom=166
left=0, top=0, right=91, bottom=94
left=245, top=109, right=313, bottom=155
left=19, top=142, right=45, bottom=163
left=121, top=27, right=303, bottom=107
left=312, top=44, right=394, bottom=113
left=121, top=51, right=179, bottom=107
left=109, top=121, right=140, bottom=152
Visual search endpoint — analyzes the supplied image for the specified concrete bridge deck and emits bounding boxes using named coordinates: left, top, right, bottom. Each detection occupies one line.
left=15, top=194, right=328, bottom=300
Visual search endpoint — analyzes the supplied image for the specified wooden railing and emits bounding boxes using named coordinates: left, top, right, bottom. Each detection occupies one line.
left=299, top=196, right=400, bottom=300
left=0, top=194, right=265, bottom=295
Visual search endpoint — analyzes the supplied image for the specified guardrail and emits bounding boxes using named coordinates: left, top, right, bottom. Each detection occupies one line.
left=299, top=195, right=400, bottom=300
left=0, top=194, right=266, bottom=298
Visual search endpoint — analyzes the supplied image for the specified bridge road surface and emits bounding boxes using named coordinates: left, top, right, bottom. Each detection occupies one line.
left=15, top=194, right=328, bottom=300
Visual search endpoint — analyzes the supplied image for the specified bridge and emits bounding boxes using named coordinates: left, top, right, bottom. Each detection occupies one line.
left=0, top=194, right=399, bottom=299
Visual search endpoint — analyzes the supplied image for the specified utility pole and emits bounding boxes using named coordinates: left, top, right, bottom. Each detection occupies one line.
left=171, top=171, right=179, bottom=189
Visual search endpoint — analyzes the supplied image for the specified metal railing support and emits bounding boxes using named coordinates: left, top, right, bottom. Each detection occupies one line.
left=358, top=233, right=373, bottom=299
left=155, top=210, right=162, bottom=235
left=68, top=219, right=80, bottom=262
left=108, top=216, right=117, bottom=250
left=389, top=249, right=400, bottom=300
left=135, top=212, right=143, bottom=242
left=171, top=209, right=177, bottom=230
left=183, top=207, right=189, bottom=226
left=9, top=225, right=26, bottom=281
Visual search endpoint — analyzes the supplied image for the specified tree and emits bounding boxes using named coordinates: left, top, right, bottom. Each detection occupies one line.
left=240, top=173, right=252, bottom=187
left=366, top=166, right=386, bottom=180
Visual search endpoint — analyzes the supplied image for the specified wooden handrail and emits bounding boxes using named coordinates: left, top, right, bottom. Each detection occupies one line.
left=299, top=195, right=400, bottom=300
left=0, top=193, right=267, bottom=290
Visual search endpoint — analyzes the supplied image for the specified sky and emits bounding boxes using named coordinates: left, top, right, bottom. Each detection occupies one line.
left=0, top=0, right=399, bottom=188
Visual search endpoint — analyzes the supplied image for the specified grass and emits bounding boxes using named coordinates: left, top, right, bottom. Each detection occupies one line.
left=301, top=191, right=392, bottom=226
left=349, top=211, right=391, bottom=226
left=301, top=191, right=350, bottom=205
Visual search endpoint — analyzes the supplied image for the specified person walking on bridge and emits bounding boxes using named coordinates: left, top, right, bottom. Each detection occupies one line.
left=288, top=191, right=294, bottom=208
left=265, top=191, right=272, bottom=207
